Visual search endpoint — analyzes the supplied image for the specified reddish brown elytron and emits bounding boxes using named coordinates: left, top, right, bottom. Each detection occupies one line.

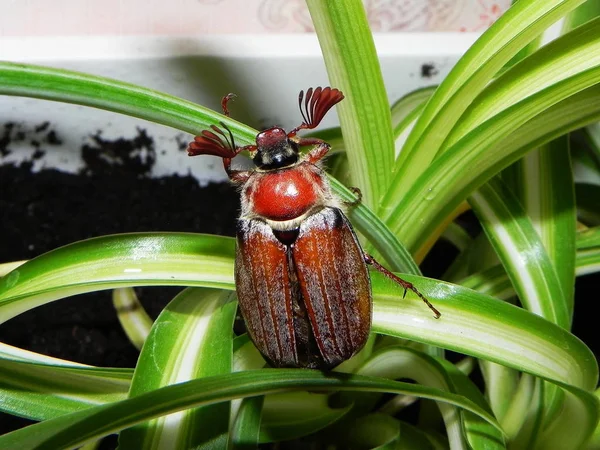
left=188, top=87, right=440, bottom=369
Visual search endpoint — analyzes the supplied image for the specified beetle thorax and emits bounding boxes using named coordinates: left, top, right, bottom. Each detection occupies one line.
left=240, top=162, right=338, bottom=231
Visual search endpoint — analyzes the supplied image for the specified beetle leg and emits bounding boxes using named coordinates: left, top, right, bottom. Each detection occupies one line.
left=363, top=253, right=441, bottom=319
left=344, top=187, right=362, bottom=207
left=223, top=144, right=257, bottom=184
left=297, top=139, right=330, bottom=164
left=222, top=158, right=250, bottom=184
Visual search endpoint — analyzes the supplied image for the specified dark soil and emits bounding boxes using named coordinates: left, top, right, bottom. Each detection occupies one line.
left=0, top=126, right=239, bottom=442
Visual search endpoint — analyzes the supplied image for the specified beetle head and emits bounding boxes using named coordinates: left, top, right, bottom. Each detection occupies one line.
left=253, top=126, right=299, bottom=170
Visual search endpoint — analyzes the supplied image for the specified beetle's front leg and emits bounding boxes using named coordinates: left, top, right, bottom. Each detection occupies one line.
left=223, top=144, right=256, bottom=184
left=223, top=157, right=251, bottom=184
left=297, top=138, right=331, bottom=164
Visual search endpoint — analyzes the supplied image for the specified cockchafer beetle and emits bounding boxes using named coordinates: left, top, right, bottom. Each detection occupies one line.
left=188, top=87, right=440, bottom=369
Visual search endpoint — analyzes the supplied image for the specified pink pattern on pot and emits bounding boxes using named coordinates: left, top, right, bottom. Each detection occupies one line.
left=0, top=0, right=510, bottom=36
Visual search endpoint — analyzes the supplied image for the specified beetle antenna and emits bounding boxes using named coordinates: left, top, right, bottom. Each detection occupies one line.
left=298, top=89, right=310, bottom=125
left=289, top=87, right=344, bottom=137
left=220, top=121, right=237, bottom=151
left=187, top=122, right=240, bottom=158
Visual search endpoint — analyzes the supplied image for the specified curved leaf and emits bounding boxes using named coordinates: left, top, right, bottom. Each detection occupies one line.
left=358, top=347, right=504, bottom=449
left=371, top=274, right=597, bottom=391
left=0, top=359, right=129, bottom=420
left=0, top=370, right=500, bottom=450
left=469, top=176, right=569, bottom=328
left=0, top=233, right=236, bottom=324
left=306, top=0, right=394, bottom=208
left=391, top=86, right=436, bottom=139
left=119, top=288, right=236, bottom=449
left=383, top=0, right=587, bottom=203
left=229, top=396, right=264, bottom=450
left=444, top=17, right=600, bottom=149
left=0, top=62, right=256, bottom=143
left=392, top=80, right=600, bottom=253
left=112, top=287, right=152, bottom=350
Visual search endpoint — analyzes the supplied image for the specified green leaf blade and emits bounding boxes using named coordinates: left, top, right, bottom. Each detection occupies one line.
left=119, top=288, right=236, bottom=449
left=0, top=370, right=500, bottom=450
left=0, top=233, right=236, bottom=324
left=468, top=176, right=569, bottom=328
left=306, top=0, right=394, bottom=208
left=443, top=17, right=600, bottom=151
left=0, top=62, right=257, bottom=142
left=382, top=0, right=588, bottom=207
left=358, top=347, right=504, bottom=449
left=0, top=360, right=130, bottom=421
left=371, top=274, right=597, bottom=391
left=392, top=79, right=600, bottom=253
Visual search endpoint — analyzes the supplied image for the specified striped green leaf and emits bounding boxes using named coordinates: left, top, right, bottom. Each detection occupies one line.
left=391, top=87, right=437, bottom=140
left=440, top=223, right=472, bottom=254
left=0, top=339, right=352, bottom=437
left=306, top=0, right=394, bottom=209
left=0, top=261, right=25, bottom=278
left=494, top=135, right=576, bottom=432
left=373, top=274, right=599, bottom=448
left=468, top=176, right=569, bottom=328
left=358, top=347, right=503, bottom=449
left=1, top=234, right=597, bottom=436
left=0, top=341, right=92, bottom=366
left=112, top=287, right=152, bottom=350
left=0, top=62, right=256, bottom=144
left=509, top=137, right=576, bottom=316
left=442, top=17, right=600, bottom=151
left=229, top=396, right=264, bottom=450
left=391, top=80, right=600, bottom=255
left=0, top=370, right=500, bottom=450
left=563, top=0, right=600, bottom=31
left=119, top=288, right=236, bottom=449
left=508, top=376, right=545, bottom=450
left=0, top=233, right=236, bottom=324
left=391, top=87, right=436, bottom=158
left=0, top=359, right=129, bottom=420
left=536, top=384, right=600, bottom=450
left=479, top=360, right=519, bottom=434
left=1, top=234, right=596, bottom=389
left=372, top=273, right=596, bottom=391
left=461, top=227, right=600, bottom=298
left=382, top=0, right=587, bottom=205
